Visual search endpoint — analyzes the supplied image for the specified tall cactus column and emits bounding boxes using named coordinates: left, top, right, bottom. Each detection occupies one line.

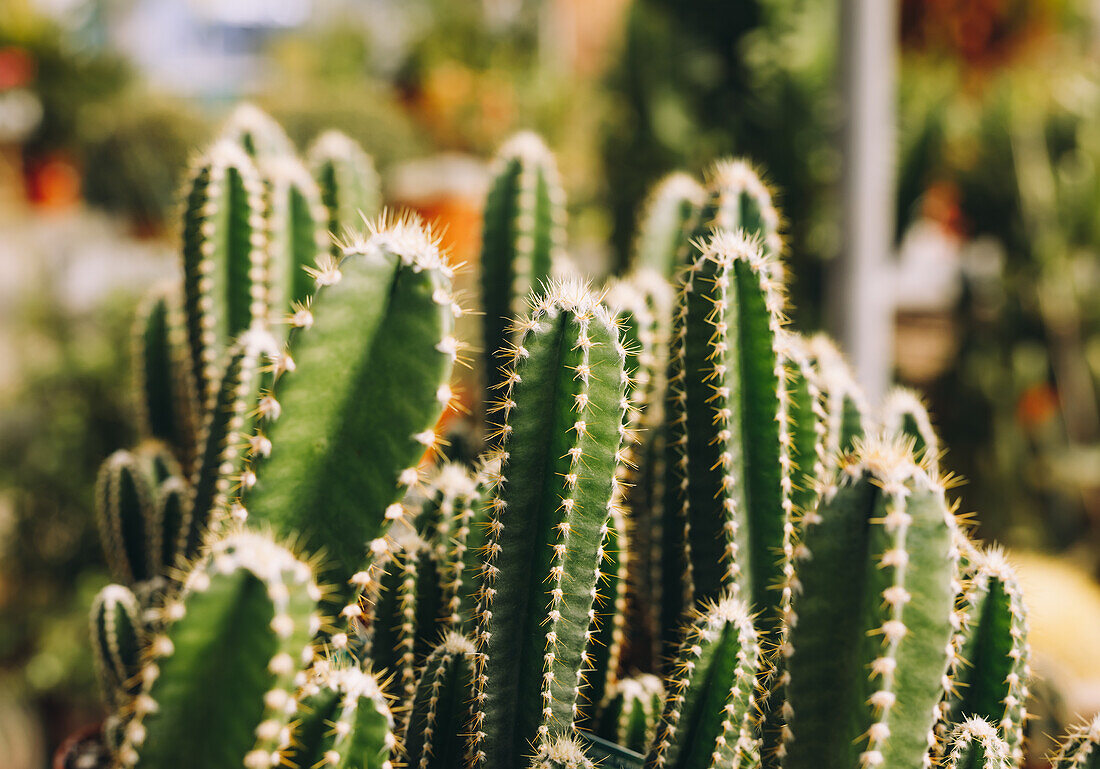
left=472, top=281, right=627, bottom=769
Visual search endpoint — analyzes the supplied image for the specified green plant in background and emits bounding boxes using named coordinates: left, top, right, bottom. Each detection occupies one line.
left=60, top=109, right=1076, bottom=769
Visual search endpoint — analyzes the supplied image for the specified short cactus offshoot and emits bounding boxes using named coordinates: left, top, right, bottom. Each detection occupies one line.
left=78, top=116, right=1042, bottom=769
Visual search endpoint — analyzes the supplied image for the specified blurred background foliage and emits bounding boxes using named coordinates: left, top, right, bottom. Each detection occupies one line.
left=2, top=0, right=1100, bottom=762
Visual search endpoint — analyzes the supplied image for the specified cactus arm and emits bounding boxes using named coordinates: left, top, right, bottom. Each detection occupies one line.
left=946, top=548, right=1030, bottom=763
left=180, top=141, right=269, bottom=406
left=119, top=532, right=319, bottom=769
left=307, top=131, right=382, bottom=252
left=474, top=283, right=627, bottom=769
left=152, top=477, right=189, bottom=577
left=133, top=289, right=199, bottom=469
left=632, top=173, right=705, bottom=278
left=261, top=157, right=329, bottom=317
left=1050, top=716, right=1100, bottom=769
left=219, top=103, right=295, bottom=162
left=405, top=632, right=478, bottom=769
left=479, top=133, right=566, bottom=390
left=703, top=160, right=782, bottom=266
left=239, top=217, right=457, bottom=586
left=806, top=334, right=869, bottom=462
left=784, top=439, right=959, bottom=769
left=596, top=675, right=664, bottom=754
left=91, top=584, right=146, bottom=709
left=881, top=388, right=940, bottom=470
left=645, top=597, right=760, bottom=769
left=420, top=463, right=486, bottom=629
left=186, top=330, right=276, bottom=561
left=96, top=450, right=156, bottom=585
left=581, top=505, right=627, bottom=726
left=942, top=719, right=1013, bottom=769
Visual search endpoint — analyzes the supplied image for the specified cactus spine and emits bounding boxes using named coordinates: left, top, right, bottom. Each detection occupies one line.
left=784, top=437, right=960, bottom=769
left=479, top=132, right=566, bottom=392
left=532, top=737, right=598, bottom=769
left=597, top=675, right=665, bottom=754
left=943, top=719, right=1014, bottom=769
left=404, top=632, right=479, bottom=769
left=117, top=531, right=320, bottom=769
left=646, top=597, right=761, bottom=769
left=96, top=450, right=157, bottom=585
left=307, top=130, right=382, bottom=252
left=260, top=156, right=328, bottom=318
left=238, top=216, right=458, bottom=586
left=473, top=281, right=627, bottom=769
left=1051, top=716, right=1100, bottom=769
left=91, top=584, right=146, bottom=709
left=881, top=388, right=940, bottom=470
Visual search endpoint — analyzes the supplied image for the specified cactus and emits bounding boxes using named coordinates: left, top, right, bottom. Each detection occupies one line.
left=645, top=596, right=761, bottom=769
left=473, top=281, right=627, bottom=769
left=96, top=450, right=157, bottom=585
left=307, top=130, right=382, bottom=252
left=784, top=436, right=960, bottom=769
left=1050, top=715, right=1100, bottom=769
left=404, top=631, right=479, bottom=769
left=116, top=531, right=320, bottom=769
left=479, top=132, right=566, bottom=393
left=220, top=103, right=295, bottom=162
left=805, top=334, right=869, bottom=463
left=286, top=659, right=397, bottom=769
left=532, top=736, right=598, bottom=769
left=151, top=477, right=189, bottom=576
left=596, top=674, right=665, bottom=754
left=881, top=388, right=940, bottom=470
left=580, top=506, right=628, bottom=726
left=942, top=719, right=1014, bottom=769
left=91, top=584, right=146, bottom=709
left=945, top=548, right=1030, bottom=763
left=260, top=155, right=329, bottom=319
left=238, top=215, right=458, bottom=587
left=632, top=172, right=705, bottom=279
left=180, top=139, right=269, bottom=405
left=133, top=289, right=199, bottom=469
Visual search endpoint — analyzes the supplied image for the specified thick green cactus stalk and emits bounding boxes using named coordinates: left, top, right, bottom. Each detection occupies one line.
left=238, top=216, right=458, bottom=586
left=418, top=462, right=486, bottom=629
left=96, top=450, right=156, bottom=585
left=632, top=173, right=705, bottom=279
left=134, top=441, right=182, bottom=489
left=698, top=160, right=781, bottom=266
left=881, top=388, right=940, bottom=470
left=472, top=281, right=627, bottom=769
left=942, top=719, right=1013, bottom=769
left=133, top=289, right=199, bottom=469
left=91, top=584, right=145, bottom=709
left=781, top=333, right=828, bottom=521
left=479, top=132, right=566, bottom=392
left=152, top=477, right=189, bottom=576
left=307, top=130, right=382, bottom=253
left=667, top=229, right=791, bottom=639
left=945, top=548, right=1030, bottom=763
left=784, top=437, right=959, bottom=769
left=405, top=631, right=478, bottom=769
left=645, top=596, right=761, bottom=769
left=596, top=674, right=664, bottom=755
left=261, top=156, right=329, bottom=318
left=580, top=506, right=627, bottom=726
left=220, top=103, right=295, bottom=162
left=1051, top=716, right=1100, bottom=769
left=532, top=737, right=597, bottom=769
left=187, top=329, right=277, bottom=561
left=806, top=334, right=869, bottom=463
left=116, top=531, right=320, bottom=769
left=286, top=659, right=397, bottom=769
left=180, top=140, right=269, bottom=405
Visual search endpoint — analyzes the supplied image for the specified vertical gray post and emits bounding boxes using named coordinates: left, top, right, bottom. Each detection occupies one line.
left=831, top=0, right=897, bottom=403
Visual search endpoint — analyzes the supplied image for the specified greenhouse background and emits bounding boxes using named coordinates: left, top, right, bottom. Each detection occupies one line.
left=1, top=0, right=1099, bottom=766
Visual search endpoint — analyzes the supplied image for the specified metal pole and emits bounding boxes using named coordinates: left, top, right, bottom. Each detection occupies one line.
left=831, top=0, right=897, bottom=404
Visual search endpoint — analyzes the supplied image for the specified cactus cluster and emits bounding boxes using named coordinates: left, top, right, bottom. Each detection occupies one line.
left=73, top=109, right=1071, bottom=769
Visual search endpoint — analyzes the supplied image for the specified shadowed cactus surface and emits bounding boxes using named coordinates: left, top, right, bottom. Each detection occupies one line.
left=78, top=111, right=1044, bottom=769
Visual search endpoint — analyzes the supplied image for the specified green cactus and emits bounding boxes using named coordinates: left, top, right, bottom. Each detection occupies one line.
left=151, top=477, right=189, bottom=576
left=96, top=450, right=156, bottom=585
left=260, top=155, right=329, bottom=318
left=666, top=229, right=791, bottom=642
left=180, top=139, right=269, bottom=405
left=91, top=584, right=146, bottom=709
left=881, top=388, right=940, bottom=470
left=479, top=131, right=566, bottom=393
left=307, top=130, right=383, bottom=252
left=220, top=103, right=295, bottom=162
left=532, top=737, right=597, bottom=769
left=1050, top=715, right=1100, bottom=769
left=942, top=719, right=1014, bottom=769
left=784, top=437, right=960, bottom=769
left=404, top=631, right=479, bottom=769
left=472, top=281, right=627, bottom=769
left=115, top=531, right=320, bottom=769
left=596, top=674, right=664, bottom=755
left=645, top=596, right=761, bottom=769
left=580, top=505, right=627, bottom=727
left=237, top=215, right=458, bottom=587
left=945, top=548, right=1030, bottom=764
left=805, top=334, right=869, bottom=463
left=632, top=172, right=705, bottom=279
left=285, top=659, right=397, bottom=769
left=133, top=289, right=199, bottom=470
